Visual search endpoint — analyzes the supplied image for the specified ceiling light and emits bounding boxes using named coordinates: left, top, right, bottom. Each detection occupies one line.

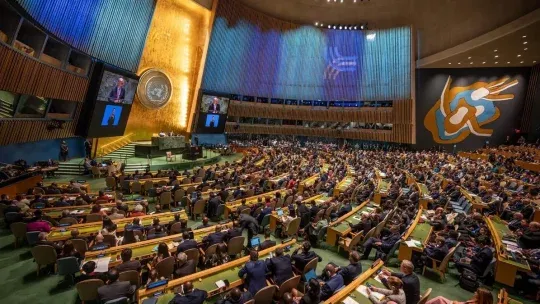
left=354, top=26, right=357, bottom=29
left=507, top=61, right=511, bottom=64
left=524, top=48, right=528, bottom=51
left=470, top=62, right=473, bottom=64
left=534, top=61, right=537, bottom=63
left=517, top=54, right=521, bottom=57
left=328, top=25, right=331, bottom=29
left=520, top=61, right=524, bottom=63
left=458, top=62, right=461, bottom=65
left=333, top=26, right=336, bottom=29
left=321, top=23, right=324, bottom=26
left=522, top=35, right=527, bottom=38
left=523, top=41, right=528, bottom=44
left=366, top=33, right=376, bottom=40
left=339, top=26, right=342, bottom=29
left=494, top=49, right=498, bottom=52
left=448, top=63, right=451, bottom=65
left=495, top=62, right=498, bottom=64
left=495, top=55, right=498, bottom=58
left=315, top=22, right=319, bottom=26
left=340, top=0, right=344, bottom=3
left=468, top=57, right=472, bottom=59
left=360, top=25, right=364, bottom=30
left=482, top=62, right=486, bottom=64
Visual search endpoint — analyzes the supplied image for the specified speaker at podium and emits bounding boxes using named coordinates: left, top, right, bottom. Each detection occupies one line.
left=183, top=146, right=203, bottom=160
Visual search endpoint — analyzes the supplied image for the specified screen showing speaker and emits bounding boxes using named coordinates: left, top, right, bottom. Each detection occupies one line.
left=96, top=70, right=138, bottom=104
left=85, top=67, right=138, bottom=138
left=200, top=95, right=230, bottom=114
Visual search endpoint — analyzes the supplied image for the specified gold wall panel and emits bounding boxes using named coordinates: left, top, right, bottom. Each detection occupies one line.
left=98, top=0, right=211, bottom=148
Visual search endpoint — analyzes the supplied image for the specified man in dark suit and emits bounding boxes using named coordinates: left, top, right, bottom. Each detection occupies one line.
left=350, top=213, right=372, bottom=235
left=338, top=251, right=363, bottom=284
left=208, top=97, right=221, bottom=113
left=380, top=260, right=420, bottom=304
left=203, top=225, right=226, bottom=248
left=238, top=251, right=267, bottom=296
left=361, top=225, right=401, bottom=260
left=257, top=203, right=273, bottom=224
left=169, top=282, right=208, bottom=304
left=239, top=214, right=259, bottom=246
left=335, top=199, right=353, bottom=218
left=207, top=193, right=222, bottom=219
left=291, top=241, right=322, bottom=272
left=147, top=225, right=168, bottom=240
left=97, top=269, right=136, bottom=303
left=225, top=221, right=243, bottom=242
left=455, top=237, right=494, bottom=275
left=177, top=231, right=198, bottom=254
left=196, top=217, right=211, bottom=229
left=116, top=248, right=141, bottom=273
left=320, top=264, right=344, bottom=300
left=259, top=228, right=277, bottom=251
left=175, top=252, right=196, bottom=278
left=108, top=78, right=126, bottom=103
left=266, top=247, right=293, bottom=286
left=519, top=221, right=540, bottom=249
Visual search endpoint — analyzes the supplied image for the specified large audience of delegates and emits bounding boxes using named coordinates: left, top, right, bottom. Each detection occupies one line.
left=1, top=139, right=539, bottom=304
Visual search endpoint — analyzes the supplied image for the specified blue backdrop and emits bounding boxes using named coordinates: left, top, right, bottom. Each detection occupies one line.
left=16, top=0, right=155, bottom=72
left=0, top=137, right=85, bottom=164
left=203, top=8, right=411, bottom=101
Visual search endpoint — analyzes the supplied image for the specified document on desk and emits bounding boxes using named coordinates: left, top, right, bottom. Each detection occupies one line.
left=404, top=239, right=422, bottom=248
left=343, top=296, right=359, bottom=304
left=356, top=285, right=384, bottom=300
left=92, top=257, right=111, bottom=272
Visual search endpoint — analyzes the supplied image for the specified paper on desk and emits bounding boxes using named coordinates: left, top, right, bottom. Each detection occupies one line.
left=353, top=216, right=362, bottom=221
left=502, top=240, right=519, bottom=247
left=374, top=273, right=388, bottom=284
left=167, top=243, right=175, bottom=250
left=421, top=215, right=428, bottom=221
left=100, top=208, right=110, bottom=212
left=343, top=296, right=359, bottom=304
left=356, top=285, right=384, bottom=301
left=361, top=211, right=369, bottom=216
left=92, top=257, right=111, bottom=272
left=366, top=207, right=374, bottom=212
left=70, top=210, right=84, bottom=215
left=215, top=280, right=226, bottom=288
left=404, top=240, right=422, bottom=248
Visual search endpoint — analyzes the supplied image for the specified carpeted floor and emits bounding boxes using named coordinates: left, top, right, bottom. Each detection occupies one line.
left=1, top=155, right=535, bottom=304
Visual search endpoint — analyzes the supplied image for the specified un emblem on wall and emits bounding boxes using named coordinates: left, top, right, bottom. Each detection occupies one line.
left=137, top=69, right=173, bottom=109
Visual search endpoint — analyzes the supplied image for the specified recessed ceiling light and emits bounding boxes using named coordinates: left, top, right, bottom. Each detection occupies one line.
left=524, top=48, right=528, bottom=51
left=328, top=25, right=331, bottom=29
left=470, top=62, right=473, bottom=64
left=534, top=61, right=537, bottom=63
left=507, top=61, right=511, bottom=64
left=520, top=61, right=524, bottom=63
left=482, top=62, right=486, bottom=64
left=333, top=26, right=336, bottom=29
left=468, top=57, right=472, bottom=59
left=458, top=62, right=461, bottom=65
left=517, top=54, right=521, bottom=57
left=494, top=49, right=498, bottom=52
left=522, top=35, right=527, bottom=38
left=315, top=22, right=319, bottom=26
left=448, top=63, right=451, bottom=65
left=523, top=41, right=528, bottom=44
left=495, top=62, right=498, bottom=64
left=321, top=23, right=324, bottom=26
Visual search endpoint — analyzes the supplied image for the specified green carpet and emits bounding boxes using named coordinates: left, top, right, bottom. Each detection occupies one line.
left=2, top=160, right=535, bottom=303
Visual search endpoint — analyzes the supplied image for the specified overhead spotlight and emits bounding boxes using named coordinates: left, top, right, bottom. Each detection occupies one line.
left=339, top=26, right=342, bottom=29
left=328, top=25, right=331, bottom=29
left=448, top=63, right=451, bottom=65
left=522, top=35, right=527, bottom=38
left=354, top=26, right=357, bottom=30
left=360, top=25, right=364, bottom=30
left=321, top=23, right=324, bottom=27
left=495, top=62, right=498, bottom=64
left=482, top=62, right=486, bottom=64
left=524, top=48, right=528, bottom=51
left=315, top=22, right=319, bottom=26
left=366, top=33, right=376, bottom=40
left=520, top=61, right=524, bottom=63
left=494, top=49, right=498, bottom=52
left=458, top=62, right=461, bottom=65
left=468, top=57, right=472, bottom=59
left=470, top=62, right=473, bottom=64
left=523, top=41, right=528, bottom=44
left=333, top=26, right=336, bottom=29
left=494, top=55, right=499, bottom=58
left=534, top=61, right=537, bottom=63
left=517, top=54, right=521, bottom=57
left=507, top=61, right=511, bottom=64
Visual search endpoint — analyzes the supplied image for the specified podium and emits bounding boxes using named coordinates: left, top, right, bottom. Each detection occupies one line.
left=183, top=146, right=203, bottom=160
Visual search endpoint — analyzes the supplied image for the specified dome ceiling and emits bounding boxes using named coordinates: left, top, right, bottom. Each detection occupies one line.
left=237, top=0, right=540, bottom=58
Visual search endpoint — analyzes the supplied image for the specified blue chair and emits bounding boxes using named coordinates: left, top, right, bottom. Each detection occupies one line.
left=57, top=257, right=80, bottom=286
left=26, top=231, right=41, bottom=246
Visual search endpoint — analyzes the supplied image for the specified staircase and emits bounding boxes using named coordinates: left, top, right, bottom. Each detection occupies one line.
left=103, top=143, right=136, bottom=159
left=0, top=101, right=14, bottom=118
left=57, top=161, right=86, bottom=175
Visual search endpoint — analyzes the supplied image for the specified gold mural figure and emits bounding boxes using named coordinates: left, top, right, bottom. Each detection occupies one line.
left=424, top=76, right=518, bottom=144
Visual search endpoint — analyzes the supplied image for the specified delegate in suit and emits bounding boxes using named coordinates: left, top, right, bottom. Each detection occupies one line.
left=108, top=78, right=126, bottom=103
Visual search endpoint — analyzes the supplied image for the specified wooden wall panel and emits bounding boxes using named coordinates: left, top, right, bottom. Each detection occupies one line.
left=0, top=44, right=88, bottom=146
left=521, top=64, right=540, bottom=134
left=227, top=98, right=415, bottom=144
left=0, top=45, right=89, bottom=101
